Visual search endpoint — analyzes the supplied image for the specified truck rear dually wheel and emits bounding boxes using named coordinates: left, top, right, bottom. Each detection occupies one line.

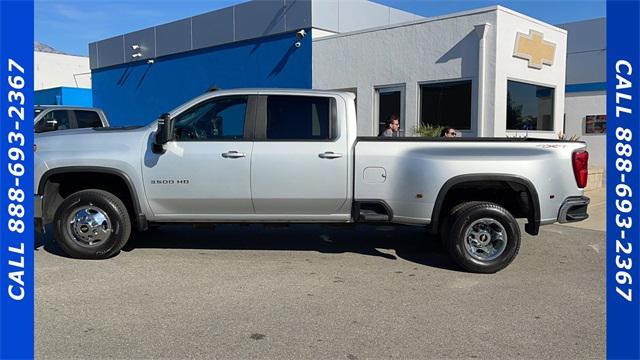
left=445, top=202, right=520, bottom=273
left=439, top=201, right=482, bottom=247
left=53, top=189, right=131, bottom=259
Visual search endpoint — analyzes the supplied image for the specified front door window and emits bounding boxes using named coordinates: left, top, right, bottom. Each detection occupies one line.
left=35, top=110, right=71, bottom=133
left=174, top=96, right=248, bottom=140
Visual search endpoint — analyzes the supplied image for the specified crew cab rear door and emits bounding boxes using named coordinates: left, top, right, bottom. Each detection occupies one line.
left=142, top=95, right=256, bottom=218
left=250, top=94, right=350, bottom=218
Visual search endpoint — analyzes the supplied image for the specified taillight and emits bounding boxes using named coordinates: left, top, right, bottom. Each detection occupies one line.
left=572, top=150, right=589, bottom=188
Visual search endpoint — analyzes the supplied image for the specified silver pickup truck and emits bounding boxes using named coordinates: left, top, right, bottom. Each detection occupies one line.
left=34, top=89, right=590, bottom=273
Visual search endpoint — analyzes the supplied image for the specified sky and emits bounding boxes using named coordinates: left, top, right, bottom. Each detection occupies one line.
left=35, top=0, right=606, bottom=56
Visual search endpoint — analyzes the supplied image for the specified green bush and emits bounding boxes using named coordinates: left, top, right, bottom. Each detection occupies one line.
left=415, top=124, right=446, bottom=137
left=557, top=132, right=581, bottom=141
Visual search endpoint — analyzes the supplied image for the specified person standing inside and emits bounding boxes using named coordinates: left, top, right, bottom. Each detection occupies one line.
left=440, top=127, right=457, bottom=138
left=379, top=114, right=401, bottom=137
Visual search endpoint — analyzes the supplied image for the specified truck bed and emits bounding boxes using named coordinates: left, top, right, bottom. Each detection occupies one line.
left=353, top=137, right=586, bottom=225
left=356, top=136, right=586, bottom=143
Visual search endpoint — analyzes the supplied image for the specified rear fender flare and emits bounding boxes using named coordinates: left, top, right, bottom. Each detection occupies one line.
left=429, top=174, right=541, bottom=235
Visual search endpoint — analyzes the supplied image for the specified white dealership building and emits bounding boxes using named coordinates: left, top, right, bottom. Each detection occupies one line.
left=34, top=46, right=91, bottom=90
left=34, top=42, right=93, bottom=106
left=312, top=5, right=568, bottom=139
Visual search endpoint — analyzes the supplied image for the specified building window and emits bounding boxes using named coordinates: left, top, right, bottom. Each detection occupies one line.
left=585, top=115, right=606, bottom=134
left=507, top=80, right=554, bottom=131
left=375, top=86, right=405, bottom=136
left=420, top=81, right=472, bottom=130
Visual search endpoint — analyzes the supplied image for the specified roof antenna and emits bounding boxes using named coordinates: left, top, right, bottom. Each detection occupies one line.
left=207, top=84, right=220, bottom=93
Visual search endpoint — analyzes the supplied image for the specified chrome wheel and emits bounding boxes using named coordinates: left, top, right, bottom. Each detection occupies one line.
left=463, top=218, right=508, bottom=261
left=66, top=205, right=112, bottom=246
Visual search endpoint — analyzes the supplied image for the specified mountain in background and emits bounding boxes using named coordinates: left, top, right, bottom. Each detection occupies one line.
left=34, top=41, right=67, bottom=54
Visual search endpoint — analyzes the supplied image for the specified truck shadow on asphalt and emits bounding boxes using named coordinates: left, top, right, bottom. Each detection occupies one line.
left=35, top=224, right=463, bottom=272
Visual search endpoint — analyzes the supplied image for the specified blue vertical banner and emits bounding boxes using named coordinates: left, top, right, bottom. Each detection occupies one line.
left=607, top=0, right=640, bottom=359
left=0, top=0, right=35, bottom=359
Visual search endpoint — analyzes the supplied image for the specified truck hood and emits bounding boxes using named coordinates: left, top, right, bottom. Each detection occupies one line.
left=34, top=125, right=147, bottom=139
left=34, top=124, right=154, bottom=157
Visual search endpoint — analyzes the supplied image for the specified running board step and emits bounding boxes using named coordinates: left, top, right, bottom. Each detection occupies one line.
left=357, top=208, right=391, bottom=222
left=353, top=201, right=393, bottom=222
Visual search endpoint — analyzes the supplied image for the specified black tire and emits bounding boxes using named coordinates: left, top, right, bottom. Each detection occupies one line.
left=53, top=189, right=131, bottom=259
left=439, top=201, right=482, bottom=246
left=445, top=202, right=520, bottom=273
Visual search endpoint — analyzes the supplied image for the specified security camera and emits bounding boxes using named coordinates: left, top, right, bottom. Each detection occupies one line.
left=294, top=42, right=301, bottom=48
left=296, top=29, right=306, bottom=39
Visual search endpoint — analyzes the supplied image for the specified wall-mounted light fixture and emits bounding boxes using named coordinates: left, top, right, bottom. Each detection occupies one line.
left=131, top=53, right=142, bottom=58
left=131, top=44, right=141, bottom=50
left=147, top=59, right=155, bottom=64
left=294, top=29, right=306, bottom=49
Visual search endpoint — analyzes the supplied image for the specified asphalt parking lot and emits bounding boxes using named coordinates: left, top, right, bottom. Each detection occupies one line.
left=35, top=221, right=605, bottom=360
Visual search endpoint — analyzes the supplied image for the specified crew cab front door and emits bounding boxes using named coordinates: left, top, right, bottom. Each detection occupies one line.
left=142, top=95, right=255, bottom=219
left=250, top=94, right=349, bottom=218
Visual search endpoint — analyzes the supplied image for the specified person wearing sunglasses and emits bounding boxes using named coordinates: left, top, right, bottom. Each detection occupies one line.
left=440, top=127, right=457, bottom=138
left=379, top=114, right=401, bottom=137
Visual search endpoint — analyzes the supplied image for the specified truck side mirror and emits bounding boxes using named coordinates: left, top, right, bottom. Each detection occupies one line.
left=152, top=113, right=173, bottom=154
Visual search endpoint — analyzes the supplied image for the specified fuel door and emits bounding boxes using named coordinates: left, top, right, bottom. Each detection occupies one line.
left=363, top=167, right=387, bottom=183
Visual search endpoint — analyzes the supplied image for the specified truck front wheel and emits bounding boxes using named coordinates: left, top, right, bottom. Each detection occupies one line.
left=445, top=202, right=520, bottom=273
left=53, top=189, right=131, bottom=259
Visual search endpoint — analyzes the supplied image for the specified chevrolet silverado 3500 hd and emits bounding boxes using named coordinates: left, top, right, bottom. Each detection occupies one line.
left=34, top=89, right=590, bottom=273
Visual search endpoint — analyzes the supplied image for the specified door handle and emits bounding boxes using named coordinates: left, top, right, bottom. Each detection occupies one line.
left=222, top=151, right=246, bottom=159
left=318, top=151, right=343, bottom=159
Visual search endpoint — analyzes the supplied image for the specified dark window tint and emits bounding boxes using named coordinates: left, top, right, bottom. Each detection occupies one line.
left=420, top=81, right=472, bottom=130
left=74, top=110, right=103, bottom=128
left=35, top=110, right=71, bottom=133
left=377, top=91, right=403, bottom=136
left=267, top=96, right=332, bottom=140
left=507, top=80, right=554, bottom=131
left=174, top=96, right=247, bottom=140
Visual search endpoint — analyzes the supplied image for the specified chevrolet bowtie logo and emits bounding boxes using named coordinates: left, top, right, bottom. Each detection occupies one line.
left=513, top=30, right=556, bottom=69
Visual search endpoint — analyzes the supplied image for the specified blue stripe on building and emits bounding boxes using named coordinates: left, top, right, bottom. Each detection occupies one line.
left=35, top=87, right=93, bottom=107
left=92, top=30, right=312, bottom=126
left=565, top=82, right=606, bottom=93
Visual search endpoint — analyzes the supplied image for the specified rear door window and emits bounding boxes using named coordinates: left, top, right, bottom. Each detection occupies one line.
left=266, top=96, right=333, bottom=140
left=73, top=110, right=103, bottom=128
